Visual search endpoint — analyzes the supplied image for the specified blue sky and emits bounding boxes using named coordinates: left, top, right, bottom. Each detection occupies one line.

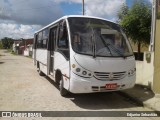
left=60, top=2, right=82, bottom=15
left=126, top=0, right=134, bottom=7
left=0, top=0, right=152, bottom=39
left=61, top=0, right=150, bottom=15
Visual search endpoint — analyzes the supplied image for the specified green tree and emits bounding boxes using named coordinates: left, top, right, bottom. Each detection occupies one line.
left=117, top=3, right=129, bottom=23
left=1, top=37, right=14, bottom=49
left=158, top=12, right=160, bottom=19
left=118, top=1, right=151, bottom=57
left=0, top=40, right=3, bottom=49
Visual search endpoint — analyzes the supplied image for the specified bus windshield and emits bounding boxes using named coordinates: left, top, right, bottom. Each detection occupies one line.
left=68, top=17, right=133, bottom=57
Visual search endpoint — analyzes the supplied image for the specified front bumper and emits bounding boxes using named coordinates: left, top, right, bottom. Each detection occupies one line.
left=69, top=73, right=136, bottom=93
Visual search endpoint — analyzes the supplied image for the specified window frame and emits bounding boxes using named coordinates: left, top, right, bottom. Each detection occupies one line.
left=57, top=21, right=69, bottom=50
left=55, top=20, right=70, bottom=60
left=36, top=29, right=49, bottom=49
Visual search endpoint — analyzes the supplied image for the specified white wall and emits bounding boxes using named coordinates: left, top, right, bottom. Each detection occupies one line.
left=136, top=52, right=154, bottom=89
left=24, top=49, right=29, bottom=56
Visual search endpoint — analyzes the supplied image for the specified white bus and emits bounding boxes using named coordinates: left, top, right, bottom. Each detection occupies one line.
left=33, top=15, right=136, bottom=96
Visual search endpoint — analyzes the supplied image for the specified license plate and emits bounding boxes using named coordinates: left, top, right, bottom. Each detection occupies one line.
left=106, top=83, right=117, bottom=90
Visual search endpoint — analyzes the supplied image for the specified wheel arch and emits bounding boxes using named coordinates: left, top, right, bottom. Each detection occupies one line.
left=55, top=69, right=62, bottom=84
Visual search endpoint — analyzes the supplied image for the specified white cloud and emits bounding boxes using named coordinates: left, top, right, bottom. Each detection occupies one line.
left=53, top=0, right=126, bottom=20
left=0, top=23, right=42, bottom=39
left=0, top=0, right=127, bottom=39
left=85, top=0, right=126, bottom=21
left=0, top=0, right=63, bottom=25
left=0, top=0, right=63, bottom=39
left=53, top=0, right=82, bottom=4
left=148, top=0, right=153, bottom=3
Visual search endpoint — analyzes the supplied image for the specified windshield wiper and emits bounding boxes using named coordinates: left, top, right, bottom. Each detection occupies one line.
left=90, top=26, right=96, bottom=58
left=88, top=20, right=96, bottom=58
left=100, top=35, right=113, bottom=56
left=101, top=37, right=126, bottom=59
left=91, top=33, right=96, bottom=58
left=107, top=43, right=126, bottom=59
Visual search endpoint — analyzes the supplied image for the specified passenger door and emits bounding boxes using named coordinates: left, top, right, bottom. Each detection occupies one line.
left=48, top=26, right=58, bottom=75
left=33, top=34, right=38, bottom=65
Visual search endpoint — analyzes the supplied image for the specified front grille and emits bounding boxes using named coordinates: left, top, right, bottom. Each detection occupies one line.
left=94, top=71, right=127, bottom=81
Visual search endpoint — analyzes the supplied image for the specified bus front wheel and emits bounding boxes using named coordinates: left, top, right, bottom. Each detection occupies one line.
left=37, top=62, right=45, bottom=76
left=38, top=67, right=45, bottom=76
left=59, top=78, right=68, bottom=97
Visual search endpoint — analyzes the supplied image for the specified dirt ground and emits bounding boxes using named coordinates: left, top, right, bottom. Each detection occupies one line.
left=0, top=49, right=157, bottom=120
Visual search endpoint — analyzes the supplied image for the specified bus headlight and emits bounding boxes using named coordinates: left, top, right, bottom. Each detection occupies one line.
left=76, top=68, right=81, bottom=72
left=72, top=64, right=76, bottom=68
left=72, top=64, right=92, bottom=78
left=128, top=68, right=136, bottom=76
left=82, top=71, right=87, bottom=75
left=88, top=73, right=92, bottom=76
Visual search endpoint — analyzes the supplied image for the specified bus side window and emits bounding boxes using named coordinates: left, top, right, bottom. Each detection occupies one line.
left=37, top=32, right=42, bottom=48
left=33, top=34, right=38, bottom=49
left=42, top=29, right=49, bottom=49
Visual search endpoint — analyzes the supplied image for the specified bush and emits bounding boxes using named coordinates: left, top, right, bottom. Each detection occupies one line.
left=157, top=12, right=160, bottom=19
left=0, top=41, right=3, bottom=49
left=134, top=52, right=144, bottom=61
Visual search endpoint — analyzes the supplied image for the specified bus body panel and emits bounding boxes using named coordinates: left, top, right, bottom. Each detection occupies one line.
left=54, top=52, right=70, bottom=90
left=35, top=49, right=48, bottom=74
left=36, top=49, right=47, bottom=65
left=74, top=54, right=135, bottom=72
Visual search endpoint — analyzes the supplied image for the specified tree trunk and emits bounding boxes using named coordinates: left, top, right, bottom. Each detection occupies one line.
left=137, top=42, right=141, bottom=60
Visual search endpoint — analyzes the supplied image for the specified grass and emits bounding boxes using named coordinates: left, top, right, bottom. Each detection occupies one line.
left=158, top=12, right=160, bottom=19
left=11, top=52, right=17, bottom=55
left=6, top=48, right=18, bottom=55
left=2, top=48, right=32, bottom=58
left=8, top=49, right=12, bottom=52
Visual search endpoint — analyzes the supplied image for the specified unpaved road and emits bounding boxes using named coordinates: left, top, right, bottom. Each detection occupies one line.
left=0, top=49, right=158, bottom=119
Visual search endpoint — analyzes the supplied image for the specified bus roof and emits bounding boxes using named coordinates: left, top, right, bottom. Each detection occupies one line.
left=35, top=15, right=117, bottom=34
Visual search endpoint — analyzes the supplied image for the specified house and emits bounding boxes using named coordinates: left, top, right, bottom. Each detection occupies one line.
left=153, top=0, right=160, bottom=94
left=139, top=0, right=160, bottom=94
left=13, top=40, right=23, bottom=54
left=12, top=38, right=33, bottom=55
left=20, top=38, right=33, bottom=56
left=24, top=44, right=33, bottom=56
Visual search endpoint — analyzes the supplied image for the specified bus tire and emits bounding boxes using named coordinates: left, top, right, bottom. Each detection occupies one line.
left=38, top=65, right=45, bottom=76
left=59, top=78, right=68, bottom=97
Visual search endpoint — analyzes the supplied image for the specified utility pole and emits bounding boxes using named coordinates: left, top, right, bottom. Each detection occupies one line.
left=150, top=0, right=156, bottom=52
left=82, top=0, right=84, bottom=15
